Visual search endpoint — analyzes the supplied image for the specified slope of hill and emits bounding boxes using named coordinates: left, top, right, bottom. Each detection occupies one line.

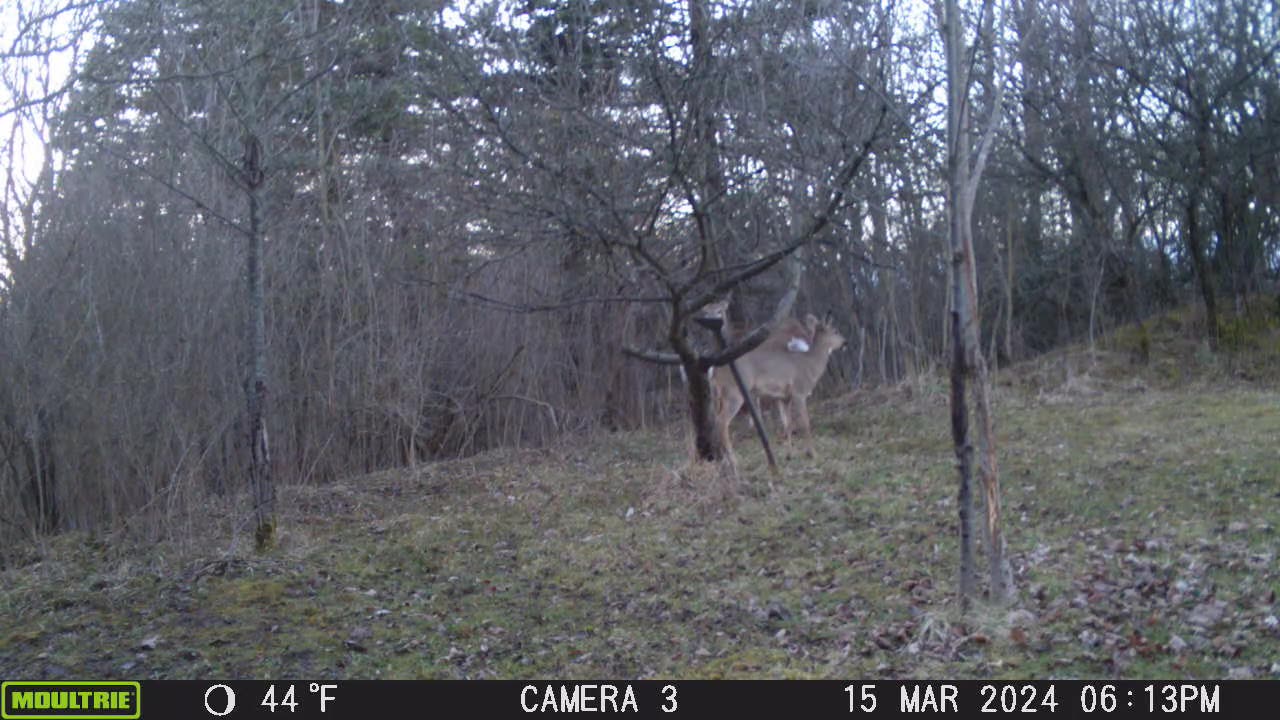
left=2, top=309, right=1278, bottom=680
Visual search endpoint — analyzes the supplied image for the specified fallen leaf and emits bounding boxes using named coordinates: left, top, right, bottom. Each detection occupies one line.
left=1007, top=609, right=1036, bottom=627
left=1188, top=600, right=1227, bottom=627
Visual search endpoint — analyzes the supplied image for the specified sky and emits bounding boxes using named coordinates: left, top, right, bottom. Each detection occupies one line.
left=1, top=0, right=86, bottom=275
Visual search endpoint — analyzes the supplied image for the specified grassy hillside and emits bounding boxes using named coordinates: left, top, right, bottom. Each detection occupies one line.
left=2, top=310, right=1279, bottom=680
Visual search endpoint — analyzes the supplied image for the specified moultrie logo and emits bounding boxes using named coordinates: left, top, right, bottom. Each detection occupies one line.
left=1, top=682, right=140, bottom=720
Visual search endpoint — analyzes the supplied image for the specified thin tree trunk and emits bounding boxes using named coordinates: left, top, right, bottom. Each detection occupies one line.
left=1186, top=199, right=1219, bottom=348
left=949, top=312, right=977, bottom=606
left=688, top=0, right=726, bottom=277
left=855, top=325, right=866, bottom=389
left=1088, top=253, right=1105, bottom=355
left=1004, top=212, right=1014, bottom=363
left=684, top=356, right=721, bottom=462
left=22, top=411, right=58, bottom=534
left=972, top=352, right=1010, bottom=599
left=1185, top=143, right=1219, bottom=349
left=945, top=0, right=977, bottom=607
left=244, top=134, right=275, bottom=549
left=944, top=0, right=1010, bottom=605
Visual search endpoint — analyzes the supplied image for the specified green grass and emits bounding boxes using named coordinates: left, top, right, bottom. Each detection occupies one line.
left=2, top=316, right=1279, bottom=680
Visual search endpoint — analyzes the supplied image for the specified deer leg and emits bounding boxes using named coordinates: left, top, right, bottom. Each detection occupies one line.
left=776, top=399, right=792, bottom=446
left=716, top=386, right=744, bottom=473
left=749, top=399, right=771, bottom=434
left=795, top=396, right=815, bottom=458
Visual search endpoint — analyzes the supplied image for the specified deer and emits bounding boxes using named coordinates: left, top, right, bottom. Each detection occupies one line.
left=727, top=313, right=818, bottom=354
left=675, top=302, right=819, bottom=465
left=679, top=304, right=817, bottom=385
left=697, top=300, right=817, bottom=354
left=720, top=313, right=818, bottom=431
left=713, top=317, right=845, bottom=470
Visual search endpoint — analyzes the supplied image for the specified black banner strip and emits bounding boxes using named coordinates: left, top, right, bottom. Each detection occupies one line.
left=3, top=680, right=1270, bottom=719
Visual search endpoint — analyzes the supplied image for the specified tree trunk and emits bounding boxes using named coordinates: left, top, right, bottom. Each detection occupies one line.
left=949, top=312, right=978, bottom=606
left=244, top=134, right=276, bottom=550
left=943, top=0, right=1011, bottom=605
left=1186, top=197, right=1219, bottom=348
left=688, top=0, right=726, bottom=276
left=972, top=351, right=1010, bottom=599
left=944, top=0, right=978, bottom=607
left=684, top=354, right=721, bottom=462
left=1185, top=129, right=1219, bottom=349
left=1004, top=203, right=1015, bottom=364
left=21, top=410, right=58, bottom=534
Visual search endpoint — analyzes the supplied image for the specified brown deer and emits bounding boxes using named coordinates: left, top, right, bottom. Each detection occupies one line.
left=680, top=307, right=817, bottom=385
left=678, top=303, right=820, bottom=464
left=694, top=299, right=817, bottom=352
left=713, top=318, right=845, bottom=469
left=726, top=313, right=818, bottom=354
left=721, top=313, right=818, bottom=430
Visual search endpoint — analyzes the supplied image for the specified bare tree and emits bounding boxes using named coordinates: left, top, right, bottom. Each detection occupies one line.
left=0, top=0, right=101, bottom=544
left=1113, top=0, right=1280, bottom=346
left=72, top=0, right=358, bottom=547
left=423, top=0, right=894, bottom=465
left=941, top=0, right=1012, bottom=606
